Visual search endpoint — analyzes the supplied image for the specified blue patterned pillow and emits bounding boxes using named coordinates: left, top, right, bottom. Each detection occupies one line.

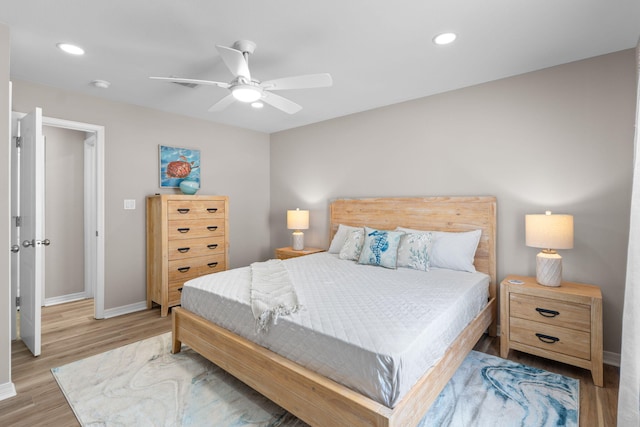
left=357, top=227, right=404, bottom=269
left=397, top=232, right=432, bottom=271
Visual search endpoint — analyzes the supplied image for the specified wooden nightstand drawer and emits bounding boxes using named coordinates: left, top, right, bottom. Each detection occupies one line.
left=509, top=317, right=591, bottom=360
left=275, top=246, right=325, bottom=259
left=510, top=293, right=591, bottom=332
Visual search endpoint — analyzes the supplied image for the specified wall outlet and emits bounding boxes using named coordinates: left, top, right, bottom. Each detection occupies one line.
left=124, top=199, right=136, bottom=210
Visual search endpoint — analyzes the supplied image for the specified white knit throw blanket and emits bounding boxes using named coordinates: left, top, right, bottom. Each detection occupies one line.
left=250, top=259, right=301, bottom=333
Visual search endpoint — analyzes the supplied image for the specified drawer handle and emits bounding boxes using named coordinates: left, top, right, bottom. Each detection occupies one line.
left=177, top=247, right=190, bottom=253
left=177, top=208, right=190, bottom=214
left=177, top=267, right=191, bottom=273
left=177, top=228, right=190, bottom=233
left=535, top=333, right=559, bottom=344
left=207, top=226, right=218, bottom=231
left=207, top=208, right=218, bottom=213
left=178, top=287, right=183, bottom=293
left=207, top=244, right=218, bottom=250
left=535, top=307, right=560, bottom=318
left=207, top=262, right=218, bottom=268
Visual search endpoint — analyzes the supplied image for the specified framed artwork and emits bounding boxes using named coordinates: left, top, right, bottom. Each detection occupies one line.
left=159, top=145, right=201, bottom=188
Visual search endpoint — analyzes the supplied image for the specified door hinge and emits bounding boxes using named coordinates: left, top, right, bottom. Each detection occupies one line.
left=15, top=216, right=21, bottom=227
left=15, top=296, right=21, bottom=307
left=15, top=136, right=22, bottom=148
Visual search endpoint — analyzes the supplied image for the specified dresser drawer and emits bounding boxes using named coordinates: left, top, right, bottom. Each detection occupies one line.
left=509, top=317, right=591, bottom=360
left=510, top=293, right=591, bottom=332
left=167, top=200, right=226, bottom=220
left=167, top=219, right=226, bottom=240
left=168, top=236, right=225, bottom=260
left=168, top=254, right=226, bottom=284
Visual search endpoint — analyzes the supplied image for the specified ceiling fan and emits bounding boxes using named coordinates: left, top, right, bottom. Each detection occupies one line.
left=150, top=40, right=333, bottom=114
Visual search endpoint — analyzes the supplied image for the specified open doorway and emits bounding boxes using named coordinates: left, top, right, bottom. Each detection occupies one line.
left=10, top=112, right=105, bottom=345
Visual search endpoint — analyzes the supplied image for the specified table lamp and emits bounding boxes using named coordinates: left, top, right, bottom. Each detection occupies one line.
left=287, top=208, right=309, bottom=251
left=525, top=211, right=574, bottom=286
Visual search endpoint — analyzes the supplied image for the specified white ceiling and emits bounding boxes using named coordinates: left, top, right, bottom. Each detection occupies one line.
left=1, top=1, right=638, bottom=134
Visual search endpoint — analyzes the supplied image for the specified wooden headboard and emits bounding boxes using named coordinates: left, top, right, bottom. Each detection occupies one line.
left=329, top=196, right=497, bottom=290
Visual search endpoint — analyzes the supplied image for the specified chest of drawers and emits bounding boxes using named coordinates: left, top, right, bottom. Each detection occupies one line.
left=500, top=275, right=603, bottom=386
left=146, top=195, right=229, bottom=316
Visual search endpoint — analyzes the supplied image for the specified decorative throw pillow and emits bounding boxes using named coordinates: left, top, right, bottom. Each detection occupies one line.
left=357, top=227, right=404, bottom=269
left=397, top=232, right=432, bottom=271
left=339, top=229, right=364, bottom=260
left=430, top=230, right=482, bottom=273
left=328, top=224, right=362, bottom=253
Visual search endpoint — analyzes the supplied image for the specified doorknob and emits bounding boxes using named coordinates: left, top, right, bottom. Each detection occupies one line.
left=22, top=239, right=34, bottom=247
left=41, top=239, right=51, bottom=246
left=11, top=244, right=19, bottom=253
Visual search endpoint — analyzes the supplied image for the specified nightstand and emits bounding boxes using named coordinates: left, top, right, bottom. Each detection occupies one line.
left=500, top=275, right=603, bottom=387
left=275, top=246, right=325, bottom=260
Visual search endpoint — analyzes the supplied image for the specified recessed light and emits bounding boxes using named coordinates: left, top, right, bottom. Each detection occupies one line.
left=433, top=33, right=457, bottom=45
left=57, top=43, right=85, bottom=55
left=91, top=80, right=111, bottom=89
left=251, top=101, right=264, bottom=109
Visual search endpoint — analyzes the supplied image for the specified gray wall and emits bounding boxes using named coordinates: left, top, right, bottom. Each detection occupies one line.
left=0, top=22, right=12, bottom=394
left=43, top=126, right=85, bottom=300
left=12, top=80, right=271, bottom=310
left=270, top=49, right=637, bottom=355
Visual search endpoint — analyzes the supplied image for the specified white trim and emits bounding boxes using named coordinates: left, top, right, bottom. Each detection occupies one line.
left=43, top=293, right=89, bottom=307
left=102, top=301, right=148, bottom=319
left=0, top=382, right=16, bottom=402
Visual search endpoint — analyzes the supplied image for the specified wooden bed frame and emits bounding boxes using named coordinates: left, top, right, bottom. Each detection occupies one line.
left=172, top=196, right=497, bottom=426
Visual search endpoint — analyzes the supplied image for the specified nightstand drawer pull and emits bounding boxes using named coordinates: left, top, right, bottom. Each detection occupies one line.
left=177, top=266, right=191, bottom=273
left=535, top=333, right=560, bottom=344
left=177, top=208, right=190, bottom=214
left=177, top=247, right=190, bottom=253
left=207, top=244, right=218, bottom=249
left=207, top=208, right=218, bottom=213
left=207, top=262, right=218, bottom=268
left=535, top=307, right=560, bottom=318
left=177, top=227, right=190, bottom=233
left=207, top=226, right=218, bottom=231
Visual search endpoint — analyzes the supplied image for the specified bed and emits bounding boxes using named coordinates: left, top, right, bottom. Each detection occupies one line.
left=172, top=196, right=497, bottom=426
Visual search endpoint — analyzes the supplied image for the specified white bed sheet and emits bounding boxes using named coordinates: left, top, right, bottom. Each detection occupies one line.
left=181, top=252, right=489, bottom=408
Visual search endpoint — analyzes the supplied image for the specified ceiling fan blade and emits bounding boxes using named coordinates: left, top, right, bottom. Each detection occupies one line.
left=208, top=94, right=236, bottom=112
left=261, top=73, right=333, bottom=91
left=216, top=45, right=251, bottom=81
left=149, top=76, right=229, bottom=89
left=262, top=92, right=302, bottom=114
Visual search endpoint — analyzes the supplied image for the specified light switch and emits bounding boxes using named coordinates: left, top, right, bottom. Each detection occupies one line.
left=124, top=199, right=136, bottom=210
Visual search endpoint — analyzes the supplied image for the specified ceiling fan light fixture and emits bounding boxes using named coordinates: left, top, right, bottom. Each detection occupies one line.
left=251, top=101, right=264, bottom=109
left=231, top=85, right=262, bottom=103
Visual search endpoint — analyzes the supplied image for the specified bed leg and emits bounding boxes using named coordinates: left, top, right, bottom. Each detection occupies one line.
left=171, top=309, right=182, bottom=354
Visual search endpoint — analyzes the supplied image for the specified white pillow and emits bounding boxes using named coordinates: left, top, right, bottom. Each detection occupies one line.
left=397, top=232, right=432, bottom=271
left=328, top=224, right=362, bottom=253
left=339, top=229, right=364, bottom=260
left=430, top=230, right=482, bottom=273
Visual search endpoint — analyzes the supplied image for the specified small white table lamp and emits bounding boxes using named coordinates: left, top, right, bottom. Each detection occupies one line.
left=525, top=211, right=574, bottom=287
left=287, top=208, right=309, bottom=251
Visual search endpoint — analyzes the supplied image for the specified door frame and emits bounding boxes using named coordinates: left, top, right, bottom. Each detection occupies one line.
left=11, top=113, right=105, bottom=320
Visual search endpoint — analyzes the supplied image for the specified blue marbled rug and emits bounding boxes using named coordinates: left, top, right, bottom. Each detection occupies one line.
left=52, top=333, right=579, bottom=427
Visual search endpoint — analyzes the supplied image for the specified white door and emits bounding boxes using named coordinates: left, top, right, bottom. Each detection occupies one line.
left=18, top=108, right=45, bottom=356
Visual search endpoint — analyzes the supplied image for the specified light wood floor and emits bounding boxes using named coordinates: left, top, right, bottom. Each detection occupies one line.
left=0, top=299, right=619, bottom=426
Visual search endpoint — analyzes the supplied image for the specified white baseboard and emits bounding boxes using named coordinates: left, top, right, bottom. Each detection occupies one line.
left=103, top=301, right=148, bottom=319
left=497, top=325, right=621, bottom=367
left=0, top=382, right=16, bottom=402
left=44, top=292, right=89, bottom=307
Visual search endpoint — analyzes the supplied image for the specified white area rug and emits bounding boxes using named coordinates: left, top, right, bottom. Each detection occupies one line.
left=52, top=333, right=579, bottom=426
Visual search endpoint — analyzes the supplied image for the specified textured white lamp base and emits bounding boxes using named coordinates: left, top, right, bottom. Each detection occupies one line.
left=536, top=251, right=562, bottom=287
left=292, top=231, right=304, bottom=251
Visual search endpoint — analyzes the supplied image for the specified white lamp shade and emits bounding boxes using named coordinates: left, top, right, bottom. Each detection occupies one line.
left=287, top=209, right=309, bottom=230
left=525, top=213, right=574, bottom=250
